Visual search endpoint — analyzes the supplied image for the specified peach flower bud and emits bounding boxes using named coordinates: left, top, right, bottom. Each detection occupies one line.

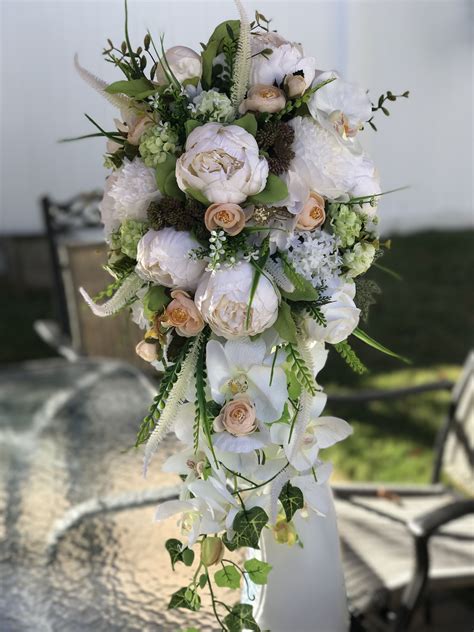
left=204, top=203, right=247, bottom=236
left=296, top=192, right=326, bottom=230
left=284, top=73, right=307, bottom=98
left=239, top=84, right=286, bottom=115
left=135, top=340, right=158, bottom=363
left=213, top=396, right=257, bottom=437
left=164, top=289, right=205, bottom=337
left=127, top=115, right=155, bottom=146
left=201, top=537, right=225, bottom=567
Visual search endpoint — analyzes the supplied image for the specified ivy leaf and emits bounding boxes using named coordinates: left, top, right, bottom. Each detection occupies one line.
left=185, top=119, right=202, bottom=137
left=165, top=538, right=194, bottom=570
left=214, top=565, right=241, bottom=589
left=231, top=507, right=268, bottom=549
left=223, top=603, right=260, bottom=632
left=199, top=573, right=208, bottom=589
left=233, top=113, right=257, bottom=137
left=168, top=587, right=201, bottom=612
left=155, top=154, right=177, bottom=194
left=273, top=301, right=297, bottom=344
left=105, top=77, right=154, bottom=96
left=279, top=482, right=304, bottom=522
left=244, top=558, right=272, bottom=585
left=247, top=173, right=288, bottom=205
left=143, top=285, right=169, bottom=317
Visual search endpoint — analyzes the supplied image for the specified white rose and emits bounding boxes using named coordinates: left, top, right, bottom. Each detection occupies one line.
left=303, top=282, right=360, bottom=344
left=195, top=262, right=279, bottom=339
left=135, top=228, right=206, bottom=291
left=309, top=71, right=372, bottom=146
left=176, top=123, right=268, bottom=204
left=99, top=158, right=160, bottom=240
left=250, top=32, right=316, bottom=89
left=155, top=46, right=202, bottom=84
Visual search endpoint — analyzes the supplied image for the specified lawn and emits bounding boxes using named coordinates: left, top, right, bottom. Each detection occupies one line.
left=1, top=230, right=472, bottom=483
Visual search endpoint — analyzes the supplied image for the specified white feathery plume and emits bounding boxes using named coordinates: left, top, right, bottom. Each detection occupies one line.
left=230, top=0, right=251, bottom=113
left=79, top=273, right=143, bottom=317
left=264, top=258, right=295, bottom=293
left=143, top=336, right=201, bottom=476
left=269, top=468, right=291, bottom=525
left=74, top=54, right=131, bottom=111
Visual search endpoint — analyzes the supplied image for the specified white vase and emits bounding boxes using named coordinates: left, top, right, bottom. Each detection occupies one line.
left=245, top=483, right=349, bottom=632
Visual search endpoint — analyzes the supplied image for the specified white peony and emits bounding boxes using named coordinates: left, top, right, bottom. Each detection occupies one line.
left=175, top=123, right=268, bottom=204
left=99, top=158, right=160, bottom=240
left=250, top=32, right=316, bottom=89
left=135, top=227, right=206, bottom=291
left=303, top=282, right=360, bottom=344
left=309, top=71, right=372, bottom=148
left=195, top=262, right=279, bottom=339
left=282, top=117, right=377, bottom=213
left=154, top=46, right=202, bottom=85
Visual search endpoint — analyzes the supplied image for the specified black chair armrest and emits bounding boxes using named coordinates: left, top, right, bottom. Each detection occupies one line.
left=408, top=499, right=474, bottom=539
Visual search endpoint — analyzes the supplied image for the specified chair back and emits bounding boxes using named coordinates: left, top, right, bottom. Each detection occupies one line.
left=434, top=352, right=474, bottom=492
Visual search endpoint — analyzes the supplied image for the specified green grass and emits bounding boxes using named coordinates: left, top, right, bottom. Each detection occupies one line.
left=0, top=230, right=472, bottom=482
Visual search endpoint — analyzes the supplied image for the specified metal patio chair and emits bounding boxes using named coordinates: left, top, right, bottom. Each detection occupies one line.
left=333, top=352, right=474, bottom=631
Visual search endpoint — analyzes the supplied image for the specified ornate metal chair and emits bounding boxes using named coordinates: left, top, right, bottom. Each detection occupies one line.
left=334, top=352, right=474, bottom=631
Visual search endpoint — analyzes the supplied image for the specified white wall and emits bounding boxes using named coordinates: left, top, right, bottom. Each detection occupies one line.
left=1, top=0, right=472, bottom=235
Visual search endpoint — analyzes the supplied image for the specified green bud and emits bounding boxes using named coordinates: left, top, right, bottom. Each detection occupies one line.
left=200, top=537, right=224, bottom=567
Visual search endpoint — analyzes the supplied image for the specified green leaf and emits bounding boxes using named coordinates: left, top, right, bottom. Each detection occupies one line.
left=165, top=538, right=184, bottom=571
left=280, top=257, right=319, bottom=302
left=168, top=587, right=201, bottom=612
left=231, top=507, right=268, bottom=549
left=273, top=301, right=297, bottom=344
left=214, top=565, right=241, bottom=589
left=286, top=343, right=318, bottom=396
left=143, top=285, right=169, bottom=316
left=246, top=237, right=270, bottom=328
left=185, top=187, right=210, bottom=206
left=198, top=573, right=208, bottom=589
left=233, top=113, right=257, bottom=137
left=164, top=170, right=185, bottom=199
left=182, top=547, right=195, bottom=567
left=105, top=77, right=154, bottom=96
left=185, top=119, right=202, bottom=137
left=223, top=603, right=260, bottom=632
left=353, top=327, right=411, bottom=364
left=244, top=558, right=272, bottom=585
left=334, top=340, right=368, bottom=375
left=201, top=20, right=240, bottom=89
left=279, top=482, right=304, bottom=522
left=155, top=154, right=177, bottom=194
left=248, top=173, right=288, bottom=205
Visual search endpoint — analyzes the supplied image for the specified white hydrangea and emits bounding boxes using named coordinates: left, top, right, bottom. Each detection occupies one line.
left=286, top=229, right=342, bottom=289
left=281, top=117, right=377, bottom=213
left=99, top=158, right=160, bottom=240
left=189, top=90, right=235, bottom=123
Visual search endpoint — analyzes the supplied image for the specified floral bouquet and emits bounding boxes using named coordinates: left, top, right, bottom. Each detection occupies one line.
left=72, top=0, right=408, bottom=629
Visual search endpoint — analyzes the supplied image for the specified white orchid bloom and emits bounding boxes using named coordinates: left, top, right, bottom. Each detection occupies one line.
left=206, top=336, right=288, bottom=422
left=292, top=461, right=334, bottom=516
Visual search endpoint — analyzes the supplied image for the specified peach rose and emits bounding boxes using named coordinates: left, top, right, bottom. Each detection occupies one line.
left=284, top=73, right=307, bottom=98
left=127, top=115, right=155, bottom=146
left=296, top=192, right=326, bottom=230
left=204, top=203, right=249, bottom=236
left=135, top=340, right=158, bottom=362
left=213, top=396, right=257, bottom=437
left=163, top=289, right=204, bottom=337
left=239, top=84, right=286, bottom=115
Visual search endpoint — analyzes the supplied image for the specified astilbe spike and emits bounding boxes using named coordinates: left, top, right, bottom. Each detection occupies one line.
left=288, top=389, right=312, bottom=465
left=269, top=469, right=291, bottom=525
left=230, top=0, right=251, bottom=113
left=79, top=273, right=143, bottom=317
left=143, top=335, right=201, bottom=476
left=264, top=258, right=295, bottom=293
left=74, top=54, right=131, bottom=111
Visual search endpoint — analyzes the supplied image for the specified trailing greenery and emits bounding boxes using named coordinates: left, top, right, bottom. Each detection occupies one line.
left=333, top=340, right=368, bottom=375
left=367, top=89, right=410, bottom=131
left=286, top=342, right=318, bottom=395
left=193, top=328, right=218, bottom=465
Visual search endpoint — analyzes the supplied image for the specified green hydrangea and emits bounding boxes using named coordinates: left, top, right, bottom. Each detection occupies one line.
left=119, top=219, right=148, bottom=259
left=343, top=242, right=376, bottom=278
left=190, top=90, right=235, bottom=123
left=331, top=204, right=363, bottom=248
left=139, top=122, right=179, bottom=168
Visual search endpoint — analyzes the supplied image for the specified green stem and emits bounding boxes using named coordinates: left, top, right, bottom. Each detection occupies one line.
left=207, top=575, right=228, bottom=631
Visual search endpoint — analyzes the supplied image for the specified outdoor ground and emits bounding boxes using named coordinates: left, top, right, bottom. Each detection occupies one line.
left=1, top=229, right=473, bottom=483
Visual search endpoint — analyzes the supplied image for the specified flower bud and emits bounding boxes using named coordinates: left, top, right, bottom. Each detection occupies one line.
left=135, top=340, right=158, bottom=363
left=273, top=518, right=297, bottom=546
left=284, top=73, right=307, bottom=98
left=200, top=537, right=224, bottom=567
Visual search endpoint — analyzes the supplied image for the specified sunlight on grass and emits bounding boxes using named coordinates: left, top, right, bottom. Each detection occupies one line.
left=324, top=366, right=461, bottom=484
